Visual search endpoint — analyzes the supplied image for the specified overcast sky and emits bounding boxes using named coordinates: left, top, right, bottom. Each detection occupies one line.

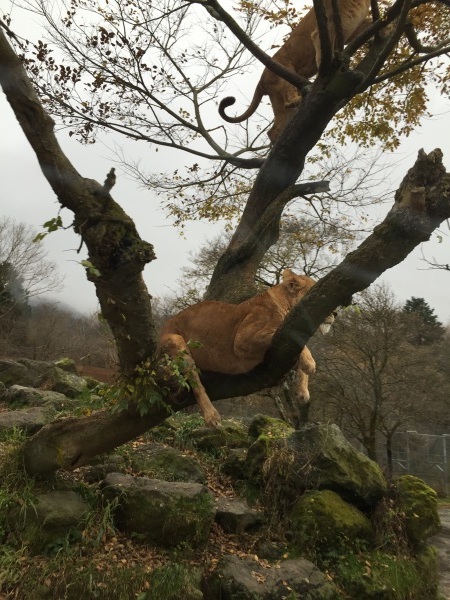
left=1, top=8, right=449, bottom=325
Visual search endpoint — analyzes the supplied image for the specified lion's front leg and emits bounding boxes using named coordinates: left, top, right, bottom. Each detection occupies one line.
left=159, top=333, right=221, bottom=428
left=299, top=346, right=316, bottom=376
left=295, top=347, right=316, bottom=424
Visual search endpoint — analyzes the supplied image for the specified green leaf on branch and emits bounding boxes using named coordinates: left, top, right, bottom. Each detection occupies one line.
left=33, top=216, right=64, bottom=242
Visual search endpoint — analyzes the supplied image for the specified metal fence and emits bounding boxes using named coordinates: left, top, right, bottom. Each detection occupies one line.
left=387, top=431, right=450, bottom=496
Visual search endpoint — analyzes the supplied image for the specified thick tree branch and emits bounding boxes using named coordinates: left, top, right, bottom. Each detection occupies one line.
left=0, top=28, right=157, bottom=373
left=202, top=149, right=450, bottom=397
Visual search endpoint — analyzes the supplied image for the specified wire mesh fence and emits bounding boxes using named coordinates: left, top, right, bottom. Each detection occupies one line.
left=387, top=431, right=450, bottom=496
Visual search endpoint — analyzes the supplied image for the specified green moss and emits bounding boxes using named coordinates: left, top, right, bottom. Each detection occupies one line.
left=248, top=414, right=294, bottom=440
left=394, top=475, right=440, bottom=544
left=129, top=446, right=206, bottom=483
left=290, top=489, right=373, bottom=555
left=190, top=420, right=249, bottom=453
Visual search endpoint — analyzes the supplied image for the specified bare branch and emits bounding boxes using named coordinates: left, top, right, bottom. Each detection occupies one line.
left=314, top=0, right=334, bottom=74
left=190, top=0, right=311, bottom=93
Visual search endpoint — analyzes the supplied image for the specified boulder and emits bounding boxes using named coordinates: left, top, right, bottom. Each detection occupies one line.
left=191, top=421, right=250, bottom=452
left=101, top=473, right=215, bottom=547
left=248, top=414, right=294, bottom=440
left=0, top=358, right=87, bottom=397
left=243, top=416, right=293, bottom=481
left=0, top=405, right=56, bottom=434
left=129, top=443, right=206, bottom=483
left=8, top=490, right=89, bottom=552
left=215, top=497, right=263, bottom=534
left=286, top=423, right=387, bottom=507
left=394, top=475, right=440, bottom=544
left=221, top=448, right=248, bottom=479
left=53, top=358, right=78, bottom=374
left=203, top=554, right=338, bottom=599
left=290, top=489, right=373, bottom=554
left=3, top=384, right=74, bottom=410
left=82, top=453, right=128, bottom=483
left=0, top=359, right=30, bottom=387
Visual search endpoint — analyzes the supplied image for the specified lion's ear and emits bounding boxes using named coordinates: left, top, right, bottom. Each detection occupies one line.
left=282, top=268, right=295, bottom=281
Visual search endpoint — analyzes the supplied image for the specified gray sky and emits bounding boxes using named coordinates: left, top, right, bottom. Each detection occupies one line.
left=1, top=8, right=449, bottom=324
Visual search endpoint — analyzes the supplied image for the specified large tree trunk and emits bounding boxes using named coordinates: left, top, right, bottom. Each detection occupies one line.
left=1, top=28, right=450, bottom=477
left=0, top=29, right=157, bottom=375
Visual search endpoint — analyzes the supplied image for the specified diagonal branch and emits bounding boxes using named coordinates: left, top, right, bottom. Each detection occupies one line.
left=202, top=149, right=450, bottom=398
left=0, top=27, right=157, bottom=374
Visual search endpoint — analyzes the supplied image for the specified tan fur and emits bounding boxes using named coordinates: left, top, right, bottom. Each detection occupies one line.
left=219, top=0, right=371, bottom=141
left=159, top=269, right=334, bottom=427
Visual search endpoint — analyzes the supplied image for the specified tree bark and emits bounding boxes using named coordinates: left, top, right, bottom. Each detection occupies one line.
left=0, top=29, right=157, bottom=374
left=204, top=11, right=404, bottom=302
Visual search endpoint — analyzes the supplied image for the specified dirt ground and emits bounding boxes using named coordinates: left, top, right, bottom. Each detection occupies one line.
left=431, top=507, right=450, bottom=599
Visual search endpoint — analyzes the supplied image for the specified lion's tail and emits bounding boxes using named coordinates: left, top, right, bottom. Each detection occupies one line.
left=218, top=84, right=264, bottom=124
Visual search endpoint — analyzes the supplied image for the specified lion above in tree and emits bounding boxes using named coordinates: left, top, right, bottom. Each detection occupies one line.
left=219, top=0, right=371, bottom=141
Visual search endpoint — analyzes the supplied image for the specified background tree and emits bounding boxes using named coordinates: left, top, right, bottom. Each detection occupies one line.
left=403, top=296, right=445, bottom=345
left=309, top=286, right=450, bottom=471
left=1, top=0, right=450, bottom=476
left=0, top=261, right=29, bottom=354
left=0, top=216, right=63, bottom=299
left=23, top=302, right=116, bottom=366
left=170, top=215, right=356, bottom=309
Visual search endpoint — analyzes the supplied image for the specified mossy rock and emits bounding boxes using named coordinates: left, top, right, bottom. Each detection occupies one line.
left=394, top=475, right=440, bottom=544
left=290, top=489, right=373, bottom=555
left=8, top=490, right=89, bottom=553
left=332, top=547, right=438, bottom=599
left=190, top=421, right=250, bottom=452
left=221, top=448, right=248, bottom=479
left=129, top=444, right=206, bottom=483
left=243, top=433, right=278, bottom=481
left=53, top=358, right=77, bottom=374
left=248, top=414, right=294, bottom=440
left=102, top=473, right=215, bottom=547
left=286, top=424, right=387, bottom=508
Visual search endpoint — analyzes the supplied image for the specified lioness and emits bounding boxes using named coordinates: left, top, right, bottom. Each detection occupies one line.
left=219, top=0, right=370, bottom=141
left=159, top=269, right=334, bottom=427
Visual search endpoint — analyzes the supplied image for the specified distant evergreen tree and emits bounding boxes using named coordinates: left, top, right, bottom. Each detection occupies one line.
left=403, top=296, right=442, bottom=326
left=0, top=261, right=30, bottom=319
left=403, top=296, right=444, bottom=345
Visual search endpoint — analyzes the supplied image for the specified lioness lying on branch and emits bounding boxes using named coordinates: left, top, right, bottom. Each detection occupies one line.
left=219, top=0, right=371, bottom=141
left=159, top=269, right=334, bottom=427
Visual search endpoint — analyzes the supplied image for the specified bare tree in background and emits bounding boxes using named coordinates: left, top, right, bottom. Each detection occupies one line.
left=310, top=285, right=450, bottom=469
left=0, top=217, right=63, bottom=298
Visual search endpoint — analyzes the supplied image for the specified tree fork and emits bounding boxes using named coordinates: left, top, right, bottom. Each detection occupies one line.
left=24, top=149, right=450, bottom=477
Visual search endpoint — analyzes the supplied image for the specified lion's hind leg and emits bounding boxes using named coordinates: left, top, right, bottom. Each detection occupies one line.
left=159, top=333, right=221, bottom=427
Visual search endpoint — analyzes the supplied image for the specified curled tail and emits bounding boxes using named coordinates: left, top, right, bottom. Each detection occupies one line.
left=218, top=84, right=264, bottom=124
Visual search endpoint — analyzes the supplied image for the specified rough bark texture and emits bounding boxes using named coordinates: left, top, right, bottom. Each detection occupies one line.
left=0, top=29, right=157, bottom=374
left=204, top=12, right=404, bottom=302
